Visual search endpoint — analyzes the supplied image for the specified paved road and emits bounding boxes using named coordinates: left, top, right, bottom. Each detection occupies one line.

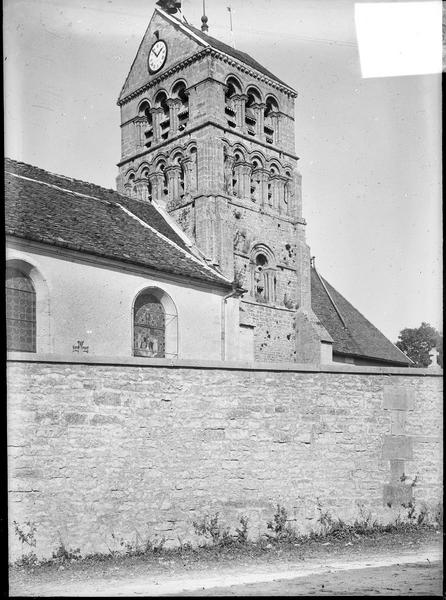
left=165, top=561, right=442, bottom=596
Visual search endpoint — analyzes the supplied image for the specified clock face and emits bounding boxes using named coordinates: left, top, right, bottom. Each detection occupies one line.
left=148, top=40, right=167, bottom=74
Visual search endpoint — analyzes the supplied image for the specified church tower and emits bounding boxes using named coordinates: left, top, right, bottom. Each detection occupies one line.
left=116, top=1, right=332, bottom=363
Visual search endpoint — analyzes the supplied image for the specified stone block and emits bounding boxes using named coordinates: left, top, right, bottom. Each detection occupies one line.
left=383, top=483, right=413, bottom=507
left=382, top=435, right=413, bottom=460
left=390, top=411, right=407, bottom=435
left=389, top=459, right=405, bottom=482
left=203, top=428, right=225, bottom=441
left=383, top=387, right=415, bottom=411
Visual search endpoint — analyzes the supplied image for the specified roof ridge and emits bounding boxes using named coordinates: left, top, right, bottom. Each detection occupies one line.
left=313, top=266, right=347, bottom=329
left=6, top=171, right=115, bottom=206
left=5, top=157, right=117, bottom=195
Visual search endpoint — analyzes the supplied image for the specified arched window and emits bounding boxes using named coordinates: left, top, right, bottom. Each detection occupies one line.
left=250, top=245, right=277, bottom=304
left=141, top=168, right=152, bottom=202
left=158, top=161, right=168, bottom=199
left=126, top=173, right=137, bottom=198
left=155, top=91, right=170, bottom=140
left=245, top=87, right=261, bottom=136
left=133, top=288, right=178, bottom=358
left=133, top=292, right=165, bottom=357
left=6, top=267, right=36, bottom=352
left=138, top=100, right=153, bottom=148
left=264, top=95, right=279, bottom=144
left=225, top=76, right=241, bottom=128
left=172, top=81, right=189, bottom=131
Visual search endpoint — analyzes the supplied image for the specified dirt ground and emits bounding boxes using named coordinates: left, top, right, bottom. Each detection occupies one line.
left=8, top=529, right=443, bottom=597
left=167, top=561, right=442, bottom=597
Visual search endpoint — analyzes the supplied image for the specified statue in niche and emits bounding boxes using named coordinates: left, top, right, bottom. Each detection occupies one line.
left=234, top=228, right=251, bottom=253
left=233, top=228, right=247, bottom=251
left=283, top=293, right=298, bottom=310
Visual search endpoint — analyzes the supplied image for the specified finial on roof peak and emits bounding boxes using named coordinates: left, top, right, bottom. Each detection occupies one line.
left=156, top=0, right=181, bottom=15
left=201, top=0, right=209, bottom=32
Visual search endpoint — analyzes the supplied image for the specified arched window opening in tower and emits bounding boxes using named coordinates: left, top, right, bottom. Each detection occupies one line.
left=245, top=87, right=261, bottom=137
left=138, top=100, right=152, bottom=148
left=141, top=168, right=152, bottom=202
left=6, top=266, right=36, bottom=352
left=159, top=162, right=168, bottom=198
left=126, top=173, right=137, bottom=198
left=250, top=158, right=261, bottom=203
left=224, top=76, right=241, bottom=129
left=154, top=91, right=170, bottom=141
left=172, top=81, right=189, bottom=132
left=232, top=150, right=247, bottom=198
left=264, top=96, right=279, bottom=144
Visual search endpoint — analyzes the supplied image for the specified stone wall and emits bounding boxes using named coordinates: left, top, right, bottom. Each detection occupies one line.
left=7, top=356, right=442, bottom=561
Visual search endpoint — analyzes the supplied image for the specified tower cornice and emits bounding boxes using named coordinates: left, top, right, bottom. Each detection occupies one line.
left=117, top=121, right=299, bottom=168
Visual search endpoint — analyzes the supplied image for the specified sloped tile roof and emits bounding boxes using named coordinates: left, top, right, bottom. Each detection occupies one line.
left=4, top=158, right=231, bottom=288
left=183, top=22, right=293, bottom=90
left=311, top=267, right=412, bottom=365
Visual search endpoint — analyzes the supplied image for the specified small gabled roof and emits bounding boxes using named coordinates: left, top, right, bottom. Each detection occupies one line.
left=4, top=158, right=232, bottom=288
left=311, top=267, right=412, bottom=366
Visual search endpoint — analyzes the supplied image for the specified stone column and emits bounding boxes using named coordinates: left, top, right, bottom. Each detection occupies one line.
left=165, top=165, right=182, bottom=205
left=263, top=268, right=277, bottom=303
left=250, top=169, right=260, bottom=204
left=148, top=171, right=164, bottom=204
left=134, top=118, right=146, bottom=149
left=150, top=107, right=164, bottom=144
left=257, top=168, right=269, bottom=208
left=270, top=111, right=282, bottom=145
left=167, top=98, right=181, bottom=136
left=240, top=162, right=252, bottom=199
left=252, top=102, right=265, bottom=139
left=234, top=162, right=251, bottom=199
left=232, top=94, right=248, bottom=133
left=134, top=179, right=150, bottom=202
left=270, top=175, right=281, bottom=210
left=275, top=176, right=287, bottom=214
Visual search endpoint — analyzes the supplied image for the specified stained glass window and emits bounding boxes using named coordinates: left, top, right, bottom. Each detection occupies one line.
left=6, top=267, right=36, bottom=352
left=133, top=293, right=165, bottom=357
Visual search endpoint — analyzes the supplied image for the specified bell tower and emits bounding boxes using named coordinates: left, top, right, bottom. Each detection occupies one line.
left=116, top=2, right=332, bottom=363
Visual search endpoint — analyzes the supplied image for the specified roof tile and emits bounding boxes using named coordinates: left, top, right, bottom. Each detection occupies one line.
left=311, top=267, right=411, bottom=365
left=5, top=158, right=231, bottom=288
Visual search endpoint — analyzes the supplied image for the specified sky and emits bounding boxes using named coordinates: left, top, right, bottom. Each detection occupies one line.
left=3, top=0, right=442, bottom=343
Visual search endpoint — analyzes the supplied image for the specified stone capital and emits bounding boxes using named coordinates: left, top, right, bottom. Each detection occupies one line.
left=232, top=93, right=249, bottom=102
left=166, top=98, right=182, bottom=108
left=164, top=164, right=182, bottom=177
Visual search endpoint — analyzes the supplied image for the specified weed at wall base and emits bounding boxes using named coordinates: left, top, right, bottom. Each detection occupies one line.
left=11, top=500, right=443, bottom=569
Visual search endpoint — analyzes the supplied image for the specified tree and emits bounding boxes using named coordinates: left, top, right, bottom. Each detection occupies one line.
left=396, top=322, right=443, bottom=368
